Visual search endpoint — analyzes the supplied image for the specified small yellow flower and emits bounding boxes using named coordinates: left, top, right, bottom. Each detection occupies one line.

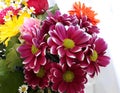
left=18, top=84, right=28, bottom=93
left=0, top=12, right=30, bottom=46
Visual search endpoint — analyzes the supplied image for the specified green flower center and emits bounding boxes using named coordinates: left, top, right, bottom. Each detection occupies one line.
left=36, top=67, right=46, bottom=78
left=63, top=70, right=74, bottom=82
left=63, top=38, right=75, bottom=49
left=31, top=45, right=39, bottom=54
left=90, top=50, right=98, bottom=62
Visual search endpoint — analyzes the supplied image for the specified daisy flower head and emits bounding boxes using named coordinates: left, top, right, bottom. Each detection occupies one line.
left=50, top=63, right=87, bottom=93
left=47, top=22, right=90, bottom=66
left=24, top=62, right=52, bottom=89
left=17, top=18, right=47, bottom=72
left=69, top=1, right=100, bottom=25
left=18, top=84, right=28, bottom=93
left=80, top=36, right=110, bottom=77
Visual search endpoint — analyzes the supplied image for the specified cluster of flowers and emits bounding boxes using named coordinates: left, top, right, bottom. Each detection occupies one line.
left=0, top=0, right=110, bottom=93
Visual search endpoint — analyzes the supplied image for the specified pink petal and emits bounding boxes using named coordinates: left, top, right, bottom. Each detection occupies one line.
left=47, top=37, right=55, bottom=46
left=66, top=57, right=75, bottom=67
left=58, top=82, right=67, bottom=93
left=95, top=38, right=107, bottom=54
left=67, top=84, right=76, bottom=93
left=54, top=70, right=62, bottom=78
left=70, top=46, right=82, bottom=52
left=49, top=31, right=62, bottom=45
left=18, top=44, right=31, bottom=52
left=29, top=58, right=37, bottom=69
left=66, top=51, right=76, bottom=58
left=22, top=35, right=32, bottom=43
left=97, top=56, right=110, bottom=67
left=20, top=50, right=32, bottom=58
left=87, top=64, right=95, bottom=75
left=52, top=37, right=62, bottom=45
left=50, top=46, right=57, bottom=55
left=58, top=47, right=65, bottom=57
left=23, top=55, right=34, bottom=64
left=55, top=22, right=67, bottom=39
left=77, top=52, right=85, bottom=61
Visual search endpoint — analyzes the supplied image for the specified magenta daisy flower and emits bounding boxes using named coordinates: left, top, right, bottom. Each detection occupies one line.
left=47, top=22, right=90, bottom=66
left=49, top=63, right=87, bottom=93
left=17, top=18, right=47, bottom=72
left=80, top=36, right=110, bottom=77
left=24, top=62, right=51, bottom=89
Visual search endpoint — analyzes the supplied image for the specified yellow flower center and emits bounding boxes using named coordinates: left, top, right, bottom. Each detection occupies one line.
left=90, top=50, right=98, bottom=62
left=31, top=45, right=39, bottom=54
left=36, top=67, right=46, bottom=78
left=63, top=70, right=74, bottom=82
left=63, top=38, right=75, bottom=49
left=21, top=87, right=27, bottom=92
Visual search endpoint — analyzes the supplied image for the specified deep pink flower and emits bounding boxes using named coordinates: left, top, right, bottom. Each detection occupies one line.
left=49, top=63, right=87, bottom=93
left=18, top=18, right=47, bottom=72
left=47, top=22, right=90, bottom=66
left=80, top=36, right=110, bottom=77
left=24, top=62, right=51, bottom=89
left=27, top=0, right=49, bottom=15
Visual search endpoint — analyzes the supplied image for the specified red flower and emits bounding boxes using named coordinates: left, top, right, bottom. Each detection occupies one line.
left=27, top=0, right=49, bottom=15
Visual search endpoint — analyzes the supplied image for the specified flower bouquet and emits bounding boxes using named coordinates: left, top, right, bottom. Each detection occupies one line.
left=0, top=0, right=110, bottom=93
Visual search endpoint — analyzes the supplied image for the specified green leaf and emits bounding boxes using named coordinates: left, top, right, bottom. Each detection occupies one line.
left=6, top=34, right=20, bottom=54
left=0, top=60, right=24, bottom=93
left=5, top=43, right=22, bottom=71
left=0, top=59, right=9, bottom=76
left=0, top=71, right=24, bottom=93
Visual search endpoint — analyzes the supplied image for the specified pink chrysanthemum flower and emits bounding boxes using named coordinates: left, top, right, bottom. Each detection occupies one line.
left=18, top=18, right=47, bottom=72
left=20, top=18, right=40, bottom=36
left=80, top=36, right=110, bottom=77
left=49, top=63, right=87, bottom=93
left=41, top=10, right=78, bottom=35
left=47, top=22, right=90, bottom=66
left=24, top=62, right=51, bottom=89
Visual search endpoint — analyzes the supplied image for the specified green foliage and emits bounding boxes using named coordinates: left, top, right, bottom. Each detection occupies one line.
left=0, top=60, right=24, bottom=93
left=0, top=35, right=24, bottom=93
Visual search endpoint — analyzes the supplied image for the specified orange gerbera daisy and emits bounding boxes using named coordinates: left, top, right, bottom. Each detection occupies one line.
left=69, top=1, right=100, bottom=25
